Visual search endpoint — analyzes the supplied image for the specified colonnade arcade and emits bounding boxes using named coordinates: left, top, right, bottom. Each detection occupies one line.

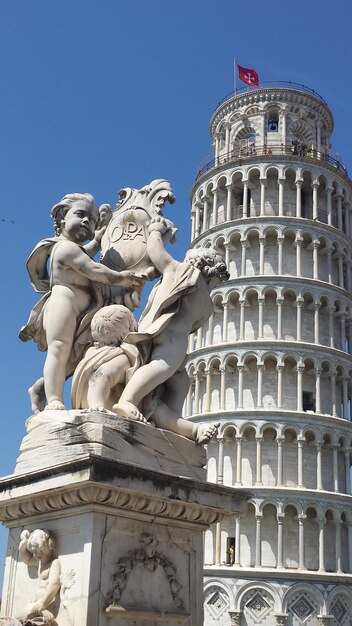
left=205, top=499, right=352, bottom=574
left=186, top=349, right=352, bottom=420
left=205, top=227, right=352, bottom=292
left=206, top=422, right=352, bottom=493
left=191, top=166, right=351, bottom=239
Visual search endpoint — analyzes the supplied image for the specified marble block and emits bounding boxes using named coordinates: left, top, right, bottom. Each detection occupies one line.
left=0, top=413, right=248, bottom=625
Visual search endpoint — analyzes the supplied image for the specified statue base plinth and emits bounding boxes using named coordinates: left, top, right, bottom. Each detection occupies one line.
left=0, top=412, right=248, bottom=626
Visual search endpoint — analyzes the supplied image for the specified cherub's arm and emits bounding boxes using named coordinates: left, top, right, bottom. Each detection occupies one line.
left=28, top=558, right=61, bottom=614
left=60, top=243, right=143, bottom=289
left=19, top=530, right=35, bottom=565
left=146, top=219, right=179, bottom=276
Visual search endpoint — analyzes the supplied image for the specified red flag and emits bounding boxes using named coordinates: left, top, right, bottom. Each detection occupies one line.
left=237, top=64, right=259, bottom=87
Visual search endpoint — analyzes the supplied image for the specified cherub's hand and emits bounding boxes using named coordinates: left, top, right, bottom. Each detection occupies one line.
left=20, top=530, right=31, bottom=542
left=148, top=216, right=171, bottom=236
left=117, top=271, right=144, bottom=289
left=93, top=225, right=107, bottom=244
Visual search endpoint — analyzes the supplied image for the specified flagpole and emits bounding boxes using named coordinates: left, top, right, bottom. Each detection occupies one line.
left=234, top=59, right=237, bottom=95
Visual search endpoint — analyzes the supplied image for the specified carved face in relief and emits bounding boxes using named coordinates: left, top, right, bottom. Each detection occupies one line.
left=27, top=529, right=55, bottom=561
left=61, top=200, right=99, bottom=243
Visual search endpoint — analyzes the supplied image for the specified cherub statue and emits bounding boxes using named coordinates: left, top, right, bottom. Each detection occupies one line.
left=113, top=217, right=230, bottom=442
left=19, top=193, right=143, bottom=411
left=71, top=304, right=139, bottom=411
left=16, top=528, right=74, bottom=625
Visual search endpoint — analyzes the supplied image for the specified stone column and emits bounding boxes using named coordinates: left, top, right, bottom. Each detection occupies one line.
left=197, top=325, right=203, bottom=349
left=332, top=445, right=339, bottom=492
left=191, top=210, right=196, bottom=240
left=296, top=238, right=302, bottom=276
left=217, top=438, right=224, bottom=485
left=343, top=377, right=349, bottom=419
left=224, top=242, right=231, bottom=269
left=222, top=302, right=229, bottom=342
left=297, top=365, right=304, bottom=412
left=235, top=436, right=243, bottom=485
left=277, top=514, right=284, bottom=568
left=331, top=372, right=337, bottom=417
left=348, top=524, right=352, bottom=572
left=255, top=514, right=262, bottom=567
left=194, top=202, right=201, bottom=238
left=220, top=366, right=226, bottom=411
left=346, top=261, right=352, bottom=293
left=239, top=300, right=245, bottom=340
left=277, top=364, right=284, bottom=408
left=240, top=240, right=247, bottom=276
left=208, top=313, right=214, bottom=346
left=318, top=519, right=326, bottom=572
left=316, top=121, right=321, bottom=154
left=212, top=189, right=218, bottom=226
left=316, top=441, right=323, bottom=491
left=312, top=182, right=319, bottom=220
left=225, top=124, right=230, bottom=156
left=214, top=134, right=220, bottom=164
left=314, top=303, right=320, bottom=344
left=277, top=237, right=284, bottom=275
left=226, top=184, right=233, bottom=221
left=281, top=110, right=287, bottom=147
left=338, top=254, right=344, bottom=288
left=258, top=298, right=264, bottom=339
left=336, top=520, right=342, bottom=573
left=327, top=247, right=333, bottom=283
left=315, top=368, right=322, bottom=413
left=278, top=178, right=284, bottom=216
left=242, top=181, right=249, bottom=218
left=205, top=369, right=212, bottom=413
left=194, top=372, right=201, bottom=414
left=260, top=178, right=266, bottom=216
left=298, top=514, right=306, bottom=570
left=345, top=449, right=351, bottom=494
left=297, top=436, right=305, bottom=488
left=296, top=180, right=302, bottom=218
left=341, top=314, right=346, bottom=351
left=296, top=299, right=303, bottom=341
left=185, top=376, right=193, bottom=417
left=277, top=298, right=283, bottom=340
left=202, top=195, right=209, bottom=232
left=277, top=437, right=284, bottom=486
left=328, top=307, right=335, bottom=348
left=257, top=364, right=264, bottom=409
left=326, top=187, right=333, bottom=225
left=237, top=366, right=244, bottom=409
left=215, top=522, right=221, bottom=565
left=337, top=194, right=343, bottom=230
left=313, top=240, right=319, bottom=279
left=255, top=436, right=263, bottom=485
left=234, top=515, right=241, bottom=566
left=259, top=236, right=265, bottom=275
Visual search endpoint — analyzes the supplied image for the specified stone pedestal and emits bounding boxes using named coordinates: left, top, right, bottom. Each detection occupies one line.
left=0, top=411, right=248, bottom=625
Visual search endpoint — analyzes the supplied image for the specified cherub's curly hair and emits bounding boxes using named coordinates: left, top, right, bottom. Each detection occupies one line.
left=27, top=528, right=56, bottom=556
left=185, top=246, right=229, bottom=282
left=51, top=193, right=98, bottom=236
left=91, top=305, right=137, bottom=347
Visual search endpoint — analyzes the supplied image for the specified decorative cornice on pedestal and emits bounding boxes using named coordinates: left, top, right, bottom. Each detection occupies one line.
left=0, top=456, right=248, bottom=525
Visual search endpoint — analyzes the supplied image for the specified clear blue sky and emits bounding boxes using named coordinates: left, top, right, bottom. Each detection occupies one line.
left=0, top=0, right=351, bottom=580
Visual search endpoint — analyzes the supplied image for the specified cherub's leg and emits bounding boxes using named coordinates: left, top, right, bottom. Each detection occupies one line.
left=152, top=399, right=219, bottom=443
left=114, top=333, right=188, bottom=421
left=43, top=302, right=76, bottom=410
left=86, top=356, right=129, bottom=411
left=161, top=368, right=190, bottom=415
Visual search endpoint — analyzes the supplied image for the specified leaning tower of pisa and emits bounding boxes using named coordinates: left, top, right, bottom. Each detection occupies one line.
left=186, top=82, right=352, bottom=626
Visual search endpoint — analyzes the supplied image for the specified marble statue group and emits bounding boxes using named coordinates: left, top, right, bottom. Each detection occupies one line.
left=19, top=180, right=229, bottom=445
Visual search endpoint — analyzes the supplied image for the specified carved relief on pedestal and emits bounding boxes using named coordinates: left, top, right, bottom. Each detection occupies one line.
left=105, top=533, right=186, bottom=617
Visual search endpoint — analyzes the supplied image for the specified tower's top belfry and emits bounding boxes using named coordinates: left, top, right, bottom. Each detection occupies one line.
left=198, top=82, right=345, bottom=181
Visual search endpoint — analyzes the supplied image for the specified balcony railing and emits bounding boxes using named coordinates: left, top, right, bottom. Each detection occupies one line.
left=215, top=81, right=328, bottom=109
left=196, top=145, right=348, bottom=180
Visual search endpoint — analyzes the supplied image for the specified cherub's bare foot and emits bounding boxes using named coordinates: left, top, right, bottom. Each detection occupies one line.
left=28, top=377, right=46, bottom=414
left=46, top=400, right=66, bottom=410
left=195, top=422, right=220, bottom=444
left=112, top=401, right=148, bottom=423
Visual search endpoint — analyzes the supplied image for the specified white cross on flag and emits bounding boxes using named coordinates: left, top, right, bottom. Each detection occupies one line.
left=238, top=64, right=259, bottom=87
